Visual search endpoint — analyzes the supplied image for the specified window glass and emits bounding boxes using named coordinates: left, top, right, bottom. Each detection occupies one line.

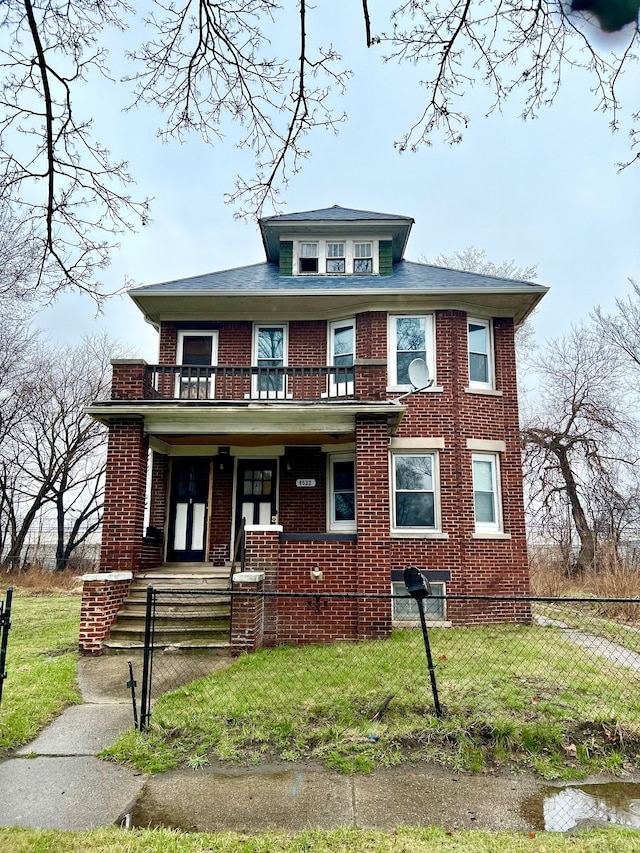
left=389, top=315, right=434, bottom=388
left=299, top=242, right=318, bottom=273
left=327, top=243, right=344, bottom=257
left=393, top=453, right=436, bottom=529
left=392, top=581, right=445, bottom=621
left=255, top=326, right=285, bottom=394
left=333, top=460, right=355, bottom=522
left=468, top=320, right=492, bottom=386
left=181, top=335, right=213, bottom=366
left=354, top=242, right=372, bottom=258
left=329, top=456, right=356, bottom=528
left=472, top=454, right=499, bottom=530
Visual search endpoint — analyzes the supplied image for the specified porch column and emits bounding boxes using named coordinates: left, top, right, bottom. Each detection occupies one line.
left=244, top=526, right=281, bottom=647
left=355, top=415, right=392, bottom=639
left=99, top=417, right=149, bottom=575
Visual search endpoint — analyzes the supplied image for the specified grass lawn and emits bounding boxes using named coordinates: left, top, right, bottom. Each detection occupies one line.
left=0, top=592, right=81, bottom=753
left=103, top=624, right=640, bottom=780
left=0, top=826, right=639, bottom=853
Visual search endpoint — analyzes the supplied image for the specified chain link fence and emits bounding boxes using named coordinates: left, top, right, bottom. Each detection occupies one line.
left=124, top=588, right=640, bottom=830
left=0, top=587, right=13, bottom=708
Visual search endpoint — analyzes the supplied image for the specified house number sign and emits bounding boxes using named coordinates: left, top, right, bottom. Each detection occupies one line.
left=296, top=478, right=316, bottom=488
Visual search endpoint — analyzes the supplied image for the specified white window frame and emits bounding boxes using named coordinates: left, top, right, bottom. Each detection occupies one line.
left=392, top=580, right=447, bottom=625
left=390, top=450, right=440, bottom=533
left=327, top=318, right=355, bottom=397
left=326, top=242, right=346, bottom=274
left=292, top=238, right=379, bottom=276
left=468, top=318, right=495, bottom=390
left=176, top=330, right=218, bottom=399
left=472, top=452, right=502, bottom=533
left=388, top=314, right=436, bottom=390
left=353, top=242, right=373, bottom=274
left=327, top=453, right=356, bottom=532
left=298, top=242, right=319, bottom=274
left=252, top=323, right=288, bottom=399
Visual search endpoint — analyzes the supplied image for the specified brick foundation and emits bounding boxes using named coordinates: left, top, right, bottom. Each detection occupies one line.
left=79, top=572, right=132, bottom=655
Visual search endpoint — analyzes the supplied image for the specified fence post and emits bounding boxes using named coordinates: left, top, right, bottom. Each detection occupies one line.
left=139, top=585, right=155, bottom=731
left=0, top=587, right=13, bottom=707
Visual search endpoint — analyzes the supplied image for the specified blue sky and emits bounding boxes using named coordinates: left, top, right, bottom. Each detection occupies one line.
left=38, top=4, right=639, bottom=362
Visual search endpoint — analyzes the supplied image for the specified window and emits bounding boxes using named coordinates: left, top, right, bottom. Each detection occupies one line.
left=472, top=453, right=501, bottom=532
left=392, top=581, right=446, bottom=623
left=328, top=455, right=356, bottom=530
left=353, top=242, right=372, bottom=274
left=468, top=318, right=494, bottom=389
left=388, top=315, right=435, bottom=389
left=253, top=324, right=287, bottom=398
left=299, top=242, right=318, bottom=274
left=326, top=242, right=345, bottom=274
left=391, top=452, right=438, bottom=531
left=328, top=319, right=355, bottom=395
left=176, top=331, right=217, bottom=399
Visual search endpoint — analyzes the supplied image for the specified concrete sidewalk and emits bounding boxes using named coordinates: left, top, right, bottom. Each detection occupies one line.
left=0, top=656, right=145, bottom=830
left=0, top=653, right=540, bottom=833
left=2, top=654, right=632, bottom=834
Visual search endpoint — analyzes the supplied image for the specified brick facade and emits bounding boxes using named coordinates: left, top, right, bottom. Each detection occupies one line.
left=89, top=259, right=537, bottom=650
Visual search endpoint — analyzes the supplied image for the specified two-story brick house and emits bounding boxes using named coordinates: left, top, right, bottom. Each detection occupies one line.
left=82, top=205, right=547, bottom=654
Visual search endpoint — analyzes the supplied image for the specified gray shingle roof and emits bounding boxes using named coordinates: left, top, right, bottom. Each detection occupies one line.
left=132, top=260, right=542, bottom=295
left=259, top=205, right=413, bottom=224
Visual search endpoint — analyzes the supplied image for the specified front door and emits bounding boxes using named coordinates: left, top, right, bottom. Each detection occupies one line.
left=235, top=460, right=278, bottom=539
left=168, top=459, right=210, bottom=562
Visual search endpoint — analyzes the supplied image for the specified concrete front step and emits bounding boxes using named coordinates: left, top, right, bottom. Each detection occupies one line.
left=103, top=638, right=232, bottom=653
left=104, top=562, right=235, bottom=651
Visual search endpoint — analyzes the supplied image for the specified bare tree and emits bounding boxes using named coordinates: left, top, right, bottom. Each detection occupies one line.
left=426, top=246, right=538, bottom=284
left=594, top=279, right=640, bottom=370
left=1, top=2, right=638, bottom=301
left=0, top=335, right=112, bottom=572
left=521, top=325, right=637, bottom=574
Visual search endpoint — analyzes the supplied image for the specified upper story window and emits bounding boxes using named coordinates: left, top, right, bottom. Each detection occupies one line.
left=388, top=314, right=435, bottom=390
left=468, top=318, right=494, bottom=389
left=326, top=243, right=345, bottom=274
left=177, top=331, right=217, bottom=399
left=353, top=242, right=373, bottom=274
left=253, top=324, right=287, bottom=398
left=328, top=318, right=355, bottom=396
left=294, top=239, right=378, bottom=275
left=299, top=242, right=319, bottom=273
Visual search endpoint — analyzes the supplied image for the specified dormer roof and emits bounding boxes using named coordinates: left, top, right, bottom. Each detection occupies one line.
left=259, top=205, right=414, bottom=264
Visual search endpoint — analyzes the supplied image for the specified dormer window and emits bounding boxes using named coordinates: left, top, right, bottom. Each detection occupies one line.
left=299, top=242, right=318, bottom=273
left=326, top=242, right=345, bottom=274
left=354, top=243, right=373, bottom=274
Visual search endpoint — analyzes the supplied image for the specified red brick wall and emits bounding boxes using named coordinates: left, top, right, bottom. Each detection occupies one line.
left=100, top=418, right=149, bottom=575
left=210, top=459, right=234, bottom=564
left=279, top=448, right=326, bottom=532
left=79, top=577, right=131, bottom=655
left=355, top=416, right=393, bottom=638
left=290, top=320, right=326, bottom=365
left=110, top=361, right=149, bottom=400
left=140, top=308, right=530, bottom=632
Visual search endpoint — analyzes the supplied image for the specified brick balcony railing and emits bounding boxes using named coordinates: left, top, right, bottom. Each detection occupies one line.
left=146, top=365, right=357, bottom=401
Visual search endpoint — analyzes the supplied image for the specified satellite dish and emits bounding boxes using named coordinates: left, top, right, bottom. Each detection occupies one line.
left=407, top=358, right=432, bottom=390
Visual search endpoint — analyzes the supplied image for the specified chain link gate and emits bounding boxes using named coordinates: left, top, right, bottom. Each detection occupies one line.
left=0, top=587, right=13, bottom=707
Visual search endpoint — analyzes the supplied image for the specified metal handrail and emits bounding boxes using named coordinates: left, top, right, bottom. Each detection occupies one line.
left=230, top=517, right=246, bottom=576
left=146, top=364, right=356, bottom=401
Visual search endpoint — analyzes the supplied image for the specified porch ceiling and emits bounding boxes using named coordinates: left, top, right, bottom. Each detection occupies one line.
left=86, top=401, right=405, bottom=436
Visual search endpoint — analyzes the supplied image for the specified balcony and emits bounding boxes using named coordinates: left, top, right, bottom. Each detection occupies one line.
left=147, top=365, right=356, bottom=402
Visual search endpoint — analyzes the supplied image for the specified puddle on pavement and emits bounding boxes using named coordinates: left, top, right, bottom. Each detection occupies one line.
left=522, top=782, right=640, bottom=832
